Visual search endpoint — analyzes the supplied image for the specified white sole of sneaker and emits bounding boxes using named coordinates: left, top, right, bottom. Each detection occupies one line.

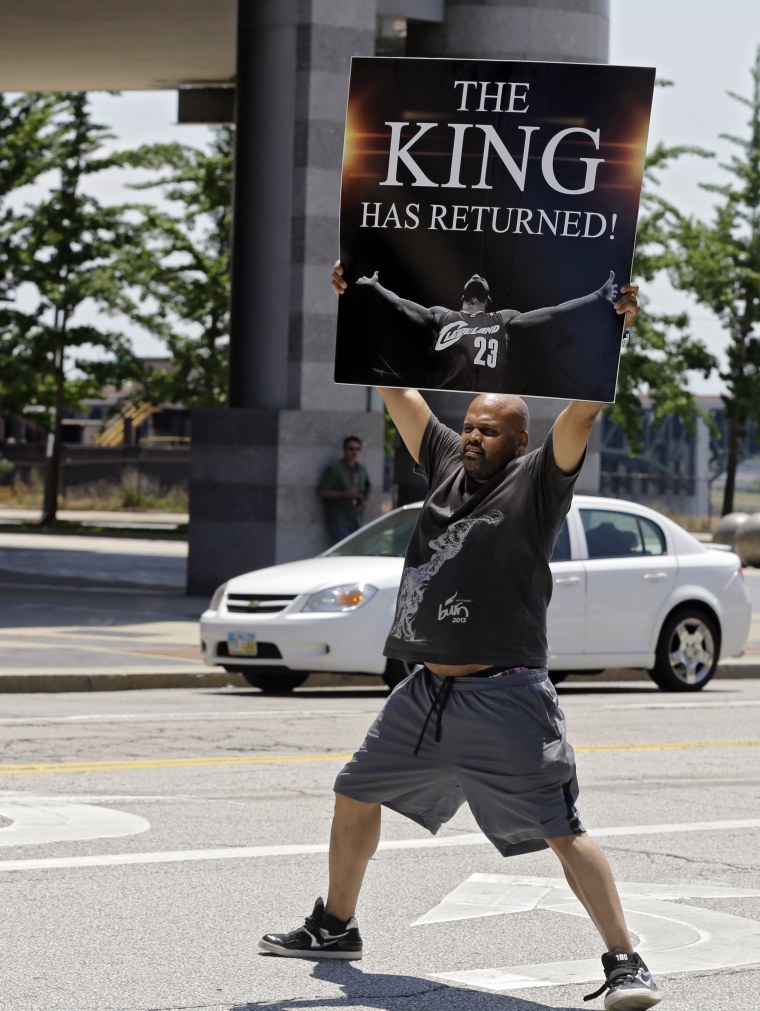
left=258, top=940, right=362, bottom=960
left=605, top=989, right=663, bottom=1011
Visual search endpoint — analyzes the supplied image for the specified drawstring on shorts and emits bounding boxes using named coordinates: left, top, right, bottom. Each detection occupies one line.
left=410, top=665, right=534, bottom=757
left=413, top=671, right=454, bottom=756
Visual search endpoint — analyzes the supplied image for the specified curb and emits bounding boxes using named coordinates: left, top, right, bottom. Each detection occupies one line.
left=0, top=671, right=247, bottom=693
left=0, top=664, right=758, bottom=693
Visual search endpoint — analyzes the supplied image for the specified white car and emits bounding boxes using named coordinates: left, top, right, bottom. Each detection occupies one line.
left=200, top=495, right=751, bottom=694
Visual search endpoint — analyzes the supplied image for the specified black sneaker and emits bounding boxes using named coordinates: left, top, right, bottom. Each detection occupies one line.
left=584, top=948, right=663, bottom=1010
left=259, top=897, right=363, bottom=960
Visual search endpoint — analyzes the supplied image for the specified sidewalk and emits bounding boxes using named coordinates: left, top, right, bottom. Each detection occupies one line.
left=0, top=507, right=188, bottom=531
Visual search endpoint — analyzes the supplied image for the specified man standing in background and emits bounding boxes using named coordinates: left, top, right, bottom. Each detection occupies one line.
left=317, top=436, right=372, bottom=544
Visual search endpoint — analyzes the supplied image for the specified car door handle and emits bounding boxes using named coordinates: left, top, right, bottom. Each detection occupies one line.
left=555, top=576, right=580, bottom=586
left=643, top=572, right=668, bottom=581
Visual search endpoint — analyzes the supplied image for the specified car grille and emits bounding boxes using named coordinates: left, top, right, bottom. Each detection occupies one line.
left=226, top=593, right=298, bottom=614
left=216, top=642, right=283, bottom=659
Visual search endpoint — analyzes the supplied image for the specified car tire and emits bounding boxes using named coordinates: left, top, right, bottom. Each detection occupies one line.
left=383, top=658, right=422, bottom=691
left=223, top=666, right=310, bottom=693
left=649, top=607, right=720, bottom=692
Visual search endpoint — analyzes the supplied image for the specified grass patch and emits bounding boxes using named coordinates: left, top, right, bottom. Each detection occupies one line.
left=0, top=467, right=188, bottom=513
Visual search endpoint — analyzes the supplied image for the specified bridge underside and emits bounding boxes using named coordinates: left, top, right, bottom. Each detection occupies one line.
left=0, top=0, right=236, bottom=92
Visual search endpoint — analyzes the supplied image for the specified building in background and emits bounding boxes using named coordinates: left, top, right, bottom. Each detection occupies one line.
left=601, top=398, right=760, bottom=521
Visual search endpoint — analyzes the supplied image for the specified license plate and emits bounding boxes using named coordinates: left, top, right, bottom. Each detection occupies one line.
left=227, top=632, right=258, bottom=657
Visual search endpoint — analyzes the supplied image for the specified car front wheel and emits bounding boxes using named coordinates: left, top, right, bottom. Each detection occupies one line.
left=383, top=658, right=422, bottom=691
left=649, top=608, right=720, bottom=692
left=223, top=666, right=310, bottom=694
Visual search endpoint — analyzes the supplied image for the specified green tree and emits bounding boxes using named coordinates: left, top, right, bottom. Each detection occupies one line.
left=0, top=93, right=63, bottom=201
left=0, top=93, right=65, bottom=299
left=0, top=94, right=62, bottom=425
left=662, top=49, right=760, bottom=515
left=609, top=140, right=717, bottom=453
left=127, top=127, right=233, bottom=409
left=0, top=93, right=152, bottom=524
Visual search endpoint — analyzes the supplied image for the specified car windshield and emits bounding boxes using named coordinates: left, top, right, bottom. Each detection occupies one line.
left=325, top=506, right=421, bottom=558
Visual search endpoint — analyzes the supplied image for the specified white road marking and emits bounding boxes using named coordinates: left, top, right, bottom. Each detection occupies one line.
left=0, top=708, right=380, bottom=726
left=423, top=874, right=760, bottom=989
left=1, top=698, right=756, bottom=726
left=0, top=799, right=149, bottom=847
left=600, top=700, right=760, bottom=710
left=0, top=793, right=193, bottom=802
left=0, top=817, right=757, bottom=872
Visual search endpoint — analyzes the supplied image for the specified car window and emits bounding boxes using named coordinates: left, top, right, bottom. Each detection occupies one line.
left=581, top=508, right=667, bottom=558
left=325, top=507, right=421, bottom=557
left=550, top=519, right=571, bottom=562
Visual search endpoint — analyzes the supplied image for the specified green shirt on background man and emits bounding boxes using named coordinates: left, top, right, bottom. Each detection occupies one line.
left=317, top=437, right=372, bottom=544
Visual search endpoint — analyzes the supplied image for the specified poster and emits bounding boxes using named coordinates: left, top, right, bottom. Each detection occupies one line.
left=335, top=58, right=655, bottom=402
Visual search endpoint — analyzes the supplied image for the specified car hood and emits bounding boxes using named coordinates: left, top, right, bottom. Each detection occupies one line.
left=225, top=555, right=405, bottom=595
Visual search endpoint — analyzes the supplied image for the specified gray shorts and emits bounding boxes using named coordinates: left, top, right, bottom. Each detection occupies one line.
left=333, top=667, right=585, bottom=856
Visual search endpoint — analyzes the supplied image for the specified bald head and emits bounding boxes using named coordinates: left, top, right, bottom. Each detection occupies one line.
left=470, top=394, right=529, bottom=432
left=460, top=394, right=530, bottom=483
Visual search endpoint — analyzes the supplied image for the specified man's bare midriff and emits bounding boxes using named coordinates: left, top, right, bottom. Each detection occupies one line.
left=425, top=662, right=491, bottom=677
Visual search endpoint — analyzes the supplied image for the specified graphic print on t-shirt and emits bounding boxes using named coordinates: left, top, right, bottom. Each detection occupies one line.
left=390, top=511, right=504, bottom=643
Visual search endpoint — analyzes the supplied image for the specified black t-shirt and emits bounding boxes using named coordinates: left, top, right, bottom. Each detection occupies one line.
left=384, top=415, right=580, bottom=667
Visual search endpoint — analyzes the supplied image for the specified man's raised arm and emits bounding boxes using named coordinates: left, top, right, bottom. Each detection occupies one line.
left=376, top=387, right=431, bottom=465
left=332, top=261, right=431, bottom=463
left=551, top=282, right=639, bottom=474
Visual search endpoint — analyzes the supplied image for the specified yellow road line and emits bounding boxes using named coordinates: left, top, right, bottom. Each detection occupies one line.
left=578, top=739, right=760, bottom=752
left=0, top=753, right=357, bottom=775
left=0, top=739, right=758, bottom=776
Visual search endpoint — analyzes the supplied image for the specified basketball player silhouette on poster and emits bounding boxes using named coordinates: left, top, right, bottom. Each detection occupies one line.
left=350, top=267, right=620, bottom=396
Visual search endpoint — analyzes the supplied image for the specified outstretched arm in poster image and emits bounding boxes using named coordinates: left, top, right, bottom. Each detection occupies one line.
left=331, top=260, right=639, bottom=470
left=333, top=262, right=431, bottom=463
left=499, top=269, right=620, bottom=334
left=354, top=269, right=448, bottom=331
left=349, top=265, right=619, bottom=337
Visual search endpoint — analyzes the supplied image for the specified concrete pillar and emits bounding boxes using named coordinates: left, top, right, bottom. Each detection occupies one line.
left=228, top=0, right=297, bottom=409
left=187, top=407, right=384, bottom=593
left=187, top=0, right=383, bottom=594
left=407, top=0, right=609, bottom=62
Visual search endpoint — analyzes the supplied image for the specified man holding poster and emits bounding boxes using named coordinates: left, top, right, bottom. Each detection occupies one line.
left=260, top=264, right=663, bottom=1011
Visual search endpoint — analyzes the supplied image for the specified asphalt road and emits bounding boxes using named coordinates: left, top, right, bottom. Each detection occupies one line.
left=1, top=683, right=759, bottom=1011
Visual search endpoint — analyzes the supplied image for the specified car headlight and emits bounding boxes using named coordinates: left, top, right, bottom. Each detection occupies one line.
left=208, top=581, right=228, bottom=611
left=302, top=583, right=377, bottom=612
